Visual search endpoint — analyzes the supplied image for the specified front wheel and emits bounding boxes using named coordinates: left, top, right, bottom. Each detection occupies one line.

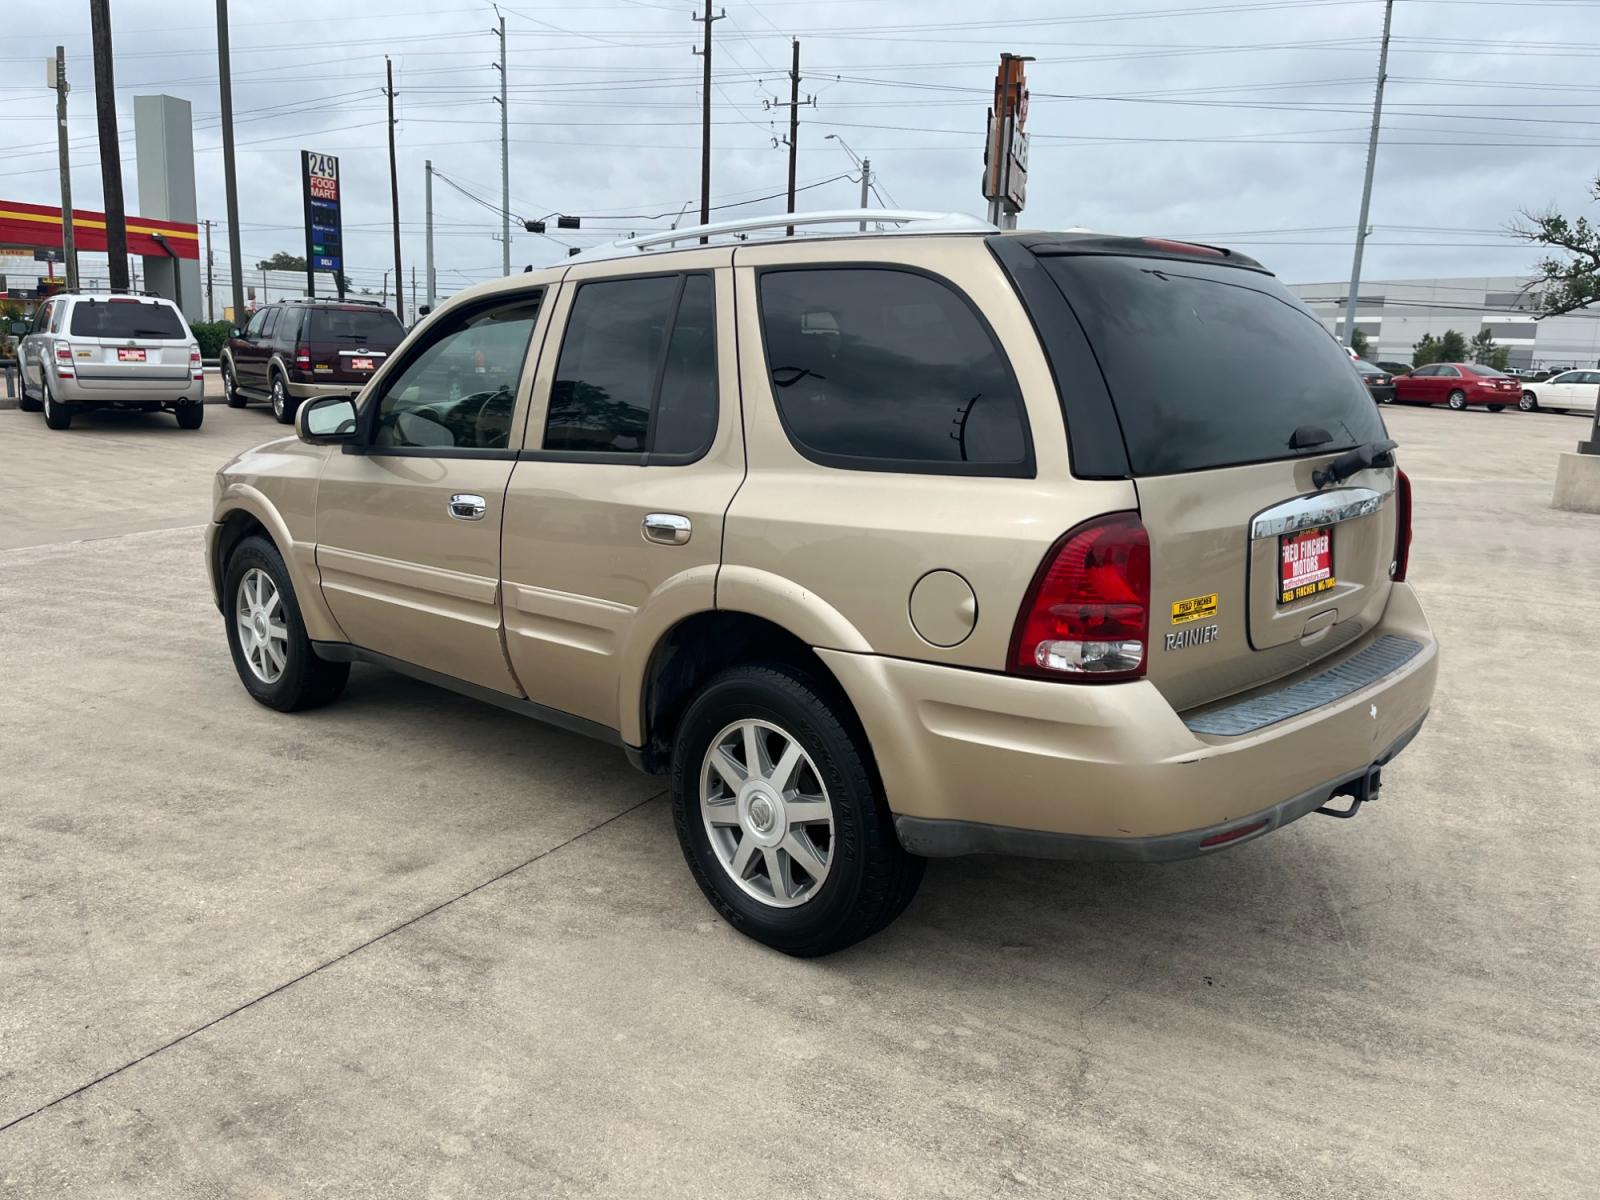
left=18, top=366, right=42, bottom=413
left=1447, top=390, right=1468, bottom=411
left=670, top=662, right=924, bottom=957
left=1519, top=392, right=1539, bottom=412
left=223, top=535, right=350, bottom=712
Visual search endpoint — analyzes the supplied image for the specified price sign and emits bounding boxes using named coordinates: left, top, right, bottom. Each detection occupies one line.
left=300, top=150, right=344, bottom=285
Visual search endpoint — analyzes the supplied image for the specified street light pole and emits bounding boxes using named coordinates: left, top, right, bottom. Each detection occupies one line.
left=51, top=47, right=79, bottom=293
left=217, top=0, right=245, bottom=321
left=1342, top=0, right=1395, bottom=350
left=424, top=160, right=435, bottom=309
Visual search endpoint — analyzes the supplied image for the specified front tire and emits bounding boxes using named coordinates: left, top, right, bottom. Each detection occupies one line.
left=223, top=535, right=350, bottom=712
left=42, top=380, right=72, bottom=430
left=176, top=402, right=205, bottom=430
left=1447, top=390, right=1467, bottom=411
left=222, top=360, right=247, bottom=408
left=670, top=661, right=923, bottom=957
left=1520, top=391, right=1539, bottom=412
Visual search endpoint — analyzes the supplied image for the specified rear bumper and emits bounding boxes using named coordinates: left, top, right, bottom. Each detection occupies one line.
left=55, top=373, right=203, bottom=404
left=820, top=582, right=1438, bottom=857
left=286, top=378, right=365, bottom=400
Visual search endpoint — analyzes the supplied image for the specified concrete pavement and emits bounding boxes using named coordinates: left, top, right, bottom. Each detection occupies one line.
left=1, top=404, right=1595, bottom=1197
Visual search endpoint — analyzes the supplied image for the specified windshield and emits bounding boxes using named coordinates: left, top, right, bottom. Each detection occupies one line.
left=308, top=308, right=404, bottom=345
left=1464, top=364, right=1508, bottom=378
left=1038, top=255, right=1388, bottom=475
left=69, top=301, right=187, bottom=340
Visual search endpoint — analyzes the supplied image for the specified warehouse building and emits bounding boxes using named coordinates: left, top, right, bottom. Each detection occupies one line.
left=1288, top=276, right=1600, bottom=372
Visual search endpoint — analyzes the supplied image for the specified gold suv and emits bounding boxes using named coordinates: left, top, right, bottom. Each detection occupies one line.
left=208, top=211, right=1438, bottom=956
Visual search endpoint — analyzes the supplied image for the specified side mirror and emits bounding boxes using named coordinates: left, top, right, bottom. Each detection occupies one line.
left=297, top=394, right=359, bottom=444
left=8, top=321, right=27, bottom=336
left=230, top=327, right=241, bottom=338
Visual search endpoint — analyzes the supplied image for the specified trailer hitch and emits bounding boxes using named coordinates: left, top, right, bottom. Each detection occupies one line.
left=1316, top=764, right=1382, bottom=819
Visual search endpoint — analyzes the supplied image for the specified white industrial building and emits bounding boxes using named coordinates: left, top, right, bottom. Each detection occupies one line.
left=1288, top=276, right=1600, bottom=372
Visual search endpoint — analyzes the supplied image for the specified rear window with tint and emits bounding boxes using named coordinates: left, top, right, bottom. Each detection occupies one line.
left=69, top=301, right=187, bottom=340
left=1040, top=256, right=1387, bottom=475
left=1464, top=364, right=1507, bottom=378
left=309, top=308, right=405, bottom=345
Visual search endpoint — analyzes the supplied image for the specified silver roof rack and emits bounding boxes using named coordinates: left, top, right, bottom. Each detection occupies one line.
left=566, top=209, right=995, bottom=264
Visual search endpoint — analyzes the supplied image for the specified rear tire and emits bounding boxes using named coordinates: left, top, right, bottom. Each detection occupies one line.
left=1447, top=390, right=1467, bottom=411
left=223, top=535, right=350, bottom=713
left=42, top=380, right=72, bottom=430
left=270, top=372, right=296, bottom=425
left=222, top=360, right=247, bottom=408
left=176, top=402, right=205, bottom=430
left=1487, top=404, right=1505, bottom=413
left=670, top=661, right=924, bottom=957
left=1520, top=391, right=1539, bottom=412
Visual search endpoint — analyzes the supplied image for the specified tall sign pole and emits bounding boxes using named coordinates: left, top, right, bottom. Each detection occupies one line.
left=50, top=47, right=79, bottom=293
left=302, top=151, right=344, bottom=300
left=1342, top=0, right=1395, bottom=350
left=89, top=0, right=130, bottom=291
left=982, top=54, right=1032, bottom=230
left=217, top=0, right=245, bottom=320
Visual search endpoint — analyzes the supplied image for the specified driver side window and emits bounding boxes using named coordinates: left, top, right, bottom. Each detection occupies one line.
left=373, top=295, right=541, bottom=451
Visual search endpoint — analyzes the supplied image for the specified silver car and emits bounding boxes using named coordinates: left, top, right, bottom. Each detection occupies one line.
left=14, top=293, right=205, bottom=430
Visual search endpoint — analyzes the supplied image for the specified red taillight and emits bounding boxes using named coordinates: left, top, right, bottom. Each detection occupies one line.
left=1010, top=513, right=1151, bottom=682
left=294, top=349, right=311, bottom=370
left=1199, top=820, right=1268, bottom=849
left=55, top=347, right=72, bottom=361
left=1392, top=468, right=1413, bottom=582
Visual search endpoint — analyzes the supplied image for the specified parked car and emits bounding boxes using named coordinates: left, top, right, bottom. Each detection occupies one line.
left=1519, top=369, right=1600, bottom=416
left=1376, top=361, right=1412, bottom=376
left=1393, top=362, right=1519, bottom=410
left=12, top=292, right=204, bottom=430
left=208, top=213, right=1437, bottom=956
left=1354, top=359, right=1396, bottom=404
left=220, top=298, right=406, bottom=424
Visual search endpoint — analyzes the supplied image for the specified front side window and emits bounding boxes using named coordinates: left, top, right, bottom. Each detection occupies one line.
left=372, top=296, right=540, bottom=451
left=756, top=267, right=1030, bottom=474
left=543, top=274, right=718, bottom=459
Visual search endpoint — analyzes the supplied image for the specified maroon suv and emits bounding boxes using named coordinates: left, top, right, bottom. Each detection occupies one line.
left=221, top=299, right=406, bottom=423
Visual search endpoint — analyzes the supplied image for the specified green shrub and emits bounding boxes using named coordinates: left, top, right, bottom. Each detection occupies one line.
left=190, top=320, right=233, bottom=359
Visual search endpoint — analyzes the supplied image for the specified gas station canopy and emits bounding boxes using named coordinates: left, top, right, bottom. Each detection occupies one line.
left=0, top=200, right=199, bottom=260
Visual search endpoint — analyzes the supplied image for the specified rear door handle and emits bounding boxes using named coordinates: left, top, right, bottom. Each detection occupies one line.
left=448, top=493, right=487, bottom=521
left=642, top=513, right=691, bottom=545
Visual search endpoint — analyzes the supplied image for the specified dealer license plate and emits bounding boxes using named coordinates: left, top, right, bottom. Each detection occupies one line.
left=351, top=357, right=375, bottom=371
left=1279, top=525, right=1335, bottom=605
left=117, top=348, right=147, bottom=362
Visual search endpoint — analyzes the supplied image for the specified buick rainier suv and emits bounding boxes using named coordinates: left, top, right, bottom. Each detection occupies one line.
left=208, top=212, right=1438, bottom=956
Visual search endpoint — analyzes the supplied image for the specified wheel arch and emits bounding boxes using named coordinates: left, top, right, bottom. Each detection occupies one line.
left=212, top=486, right=346, bottom=642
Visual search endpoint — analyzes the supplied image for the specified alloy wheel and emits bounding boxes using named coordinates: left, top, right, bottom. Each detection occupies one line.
left=271, top=377, right=286, bottom=420
left=1520, top=392, right=1538, bottom=412
left=235, top=567, right=289, bottom=684
left=699, top=718, right=834, bottom=908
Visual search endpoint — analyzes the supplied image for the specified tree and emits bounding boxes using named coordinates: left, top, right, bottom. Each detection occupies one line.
left=1513, top=174, right=1600, bottom=319
left=1351, top=328, right=1371, bottom=360
left=1412, top=333, right=1442, bottom=365
left=1438, top=329, right=1468, bottom=362
left=1469, top=328, right=1511, bottom=371
left=255, top=250, right=306, bottom=272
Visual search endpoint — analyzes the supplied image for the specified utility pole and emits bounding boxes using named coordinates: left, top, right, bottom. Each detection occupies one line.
left=217, top=0, right=245, bottom=321
left=384, top=57, right=404, bottom=323
left=1342, top=0, right=1394, bottom=351
left=492, top=8, right=510, bottom=276
left=411, top=266, right=417, bottom=326
left=424, top=160, right=436, bottom=308
left=858, top=158, right=870, bottom=231
left=786, top=40, right=800, bottom=235
left=202, top=219, right=216, bottom=321
left=691, top=6, right=725, bottom=240
left=88, top=0, right=129, bottom=291
left=50, top=47, right=79, bottom=292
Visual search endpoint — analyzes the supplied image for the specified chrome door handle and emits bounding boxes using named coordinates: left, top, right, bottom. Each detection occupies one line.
left=448, top=493, right=487, bottom=521
left=642, top=513, right=691, bottom=545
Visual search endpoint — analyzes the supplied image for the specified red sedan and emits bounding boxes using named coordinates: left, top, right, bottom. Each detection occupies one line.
left=1393, top=362, right=1521, bottom=411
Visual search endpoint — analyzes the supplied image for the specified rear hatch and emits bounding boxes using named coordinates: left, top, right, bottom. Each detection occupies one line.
left=68, top=298, right=192, bottom=387
left=1003, top=238, right=1401, bottom=713
left=303, top=306, right=404, bottom=385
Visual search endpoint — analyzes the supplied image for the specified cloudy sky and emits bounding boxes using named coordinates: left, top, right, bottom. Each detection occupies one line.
left=4, top=0, right=1599, bottom=307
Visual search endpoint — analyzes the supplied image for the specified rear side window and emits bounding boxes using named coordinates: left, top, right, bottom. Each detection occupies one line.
left=543, top=274, right=717, bottom=460
left=1039, top=256, right=1388, bottom=476
left=757, top=268, right=1030, bottom=475
left=309, top=307, right=404, bottom=346
left=69, top=301, right=187, bottom=340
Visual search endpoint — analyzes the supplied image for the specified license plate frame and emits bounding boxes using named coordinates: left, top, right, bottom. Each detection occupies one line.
left=117, top=347, right=147, bottom=363
left=1279, top=524, right=1336, bottom=606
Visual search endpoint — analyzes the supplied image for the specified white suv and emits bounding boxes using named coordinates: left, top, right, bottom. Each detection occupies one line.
left=14, top=293, right=205, bottom=430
